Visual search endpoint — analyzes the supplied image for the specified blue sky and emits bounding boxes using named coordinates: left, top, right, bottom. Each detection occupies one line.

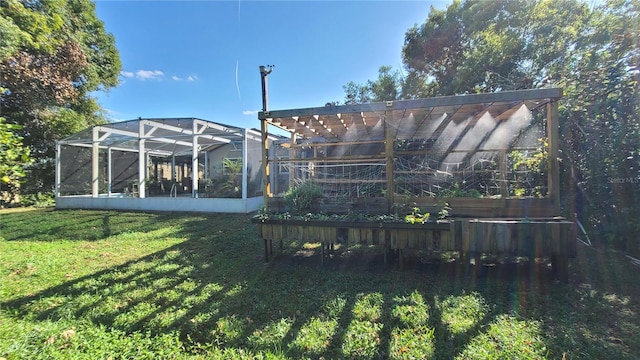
left=94, top=1, right=443, bottom=129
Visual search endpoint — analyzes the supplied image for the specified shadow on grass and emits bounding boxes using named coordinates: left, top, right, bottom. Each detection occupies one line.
left=1, top=209, right=639, bottom=358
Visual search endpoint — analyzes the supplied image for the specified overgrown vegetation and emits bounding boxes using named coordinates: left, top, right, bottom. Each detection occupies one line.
left=340, top=0, right=640, bottom=254
left=1, top=209, right=639, bottom=359
left=1, top=0, right=121, bottom=202
left=283, top=180, right=324, bottom=215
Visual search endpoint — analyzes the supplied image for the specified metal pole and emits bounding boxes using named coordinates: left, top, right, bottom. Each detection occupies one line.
left=55, top=142, right=61, bottom=198
left=242, top=128, right=248, bottom=201
left=192, top=121, right=199, bottom=198
left=92, top=128, right=100, bottom=197
left=260, top=65, right=273, bottom=112
left=107, top=148, right=112, bottom=197
left=138, top=121, right=146, bottom=198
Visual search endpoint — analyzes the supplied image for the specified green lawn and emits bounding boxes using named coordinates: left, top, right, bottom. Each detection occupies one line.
left=1, top=208, right=638, bottom=359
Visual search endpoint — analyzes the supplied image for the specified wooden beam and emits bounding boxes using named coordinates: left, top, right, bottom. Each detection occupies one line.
left=259, top=88, right=562, bottom=120
left=547, top=99, right=560, bottom=213
left=261, top=118, right=270, bottom=206
left=385, top=108, right=395, bottom=212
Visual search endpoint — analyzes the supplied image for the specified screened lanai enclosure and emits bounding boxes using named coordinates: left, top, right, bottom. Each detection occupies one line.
left=254, top=88, right=577, bottom=281
left=56, top=118, right=271, bottom=213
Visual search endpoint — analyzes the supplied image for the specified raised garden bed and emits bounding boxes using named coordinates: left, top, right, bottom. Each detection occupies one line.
left=251, top=216, right=574, bottom=281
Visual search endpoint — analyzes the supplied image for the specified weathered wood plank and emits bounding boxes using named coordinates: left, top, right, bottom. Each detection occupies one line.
left=259, top=88, right=562, bottom=120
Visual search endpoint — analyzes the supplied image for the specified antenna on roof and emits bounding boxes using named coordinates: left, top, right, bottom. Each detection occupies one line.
left=259, top=65, right=274, bottom=112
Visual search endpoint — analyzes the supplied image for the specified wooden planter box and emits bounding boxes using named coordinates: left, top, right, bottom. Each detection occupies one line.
left=251, top=217, right=575, bottom=282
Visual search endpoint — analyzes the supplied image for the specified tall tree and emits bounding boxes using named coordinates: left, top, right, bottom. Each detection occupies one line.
left=402, top=0, right=640, bottom=253
left=342, top=66, right=404, bottom=104
left=0, top=0, right=121, bottom=197
left=344, top=0, right=639, bottom=252
left=0, top=117, right=31, bottom=206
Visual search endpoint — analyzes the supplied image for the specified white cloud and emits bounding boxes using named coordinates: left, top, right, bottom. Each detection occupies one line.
left=243, top=110, right=259, bottom=115
left=169, top=74, right=197, bottom=81
left=135, top=70, right=164, bottom=80
left=120, top=71, right=134, bottom=78
left=104, top=108, right=134, bottom=122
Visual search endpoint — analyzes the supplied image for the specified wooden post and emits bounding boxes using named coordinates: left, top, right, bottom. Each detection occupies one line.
left=242, top=129, right=248, bottom=200
left=499, top=149, right=508, bottom=198
left=260, top=65, right=273, bottom=208
left=547, top=100, right=560, bottom=213
left=385, top=108, right=395, bottom=212
left=261, top=119, right=270, bottom=206
left=290, top=132, right=296, bottom=188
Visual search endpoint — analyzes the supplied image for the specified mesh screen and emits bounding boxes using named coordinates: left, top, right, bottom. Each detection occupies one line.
left=267, top=108, right=548, bottom=200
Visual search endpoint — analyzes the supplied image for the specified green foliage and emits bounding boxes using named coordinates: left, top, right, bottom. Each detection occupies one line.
left=389, top=327, right=435, bottom=360
left=437, top=293, right=489, bottom=335
left=455, top=315, right=547, bottom=360
left=438, top=182, right=483, bottom=198
left=248, top=318, right=292, bottom=353
left=341, top=0, right=640, bottom=251
left=342, top=66, right=405, bottom=104
left=0, top=117, right=32, bottom=206
left=352, top=292, right=384, bottom=322
left=212, top=315, right=247, bottom=346
left=436, top=201, right=451, bottom=220
left=290, top=317, right=337, bottom=356
left=508, top=138, right=547, bottom=198
left=340, top=293, right=385, bottom=358
left=390, top=291, right=434, bottom=359
left=1, top=0, right=121, bottom=199
left=1, top=209, right=640, bottom=358
left=283, top=181, right=324, bottom=215
left=18, top=191, right=54, bottom=207
left=405, top=207, right=430, bottom=224
left=207, top=158, right=244, bottom=198
left=392, top=291, right=430, bottom=328
left=341, top=320, right=383, bottom=359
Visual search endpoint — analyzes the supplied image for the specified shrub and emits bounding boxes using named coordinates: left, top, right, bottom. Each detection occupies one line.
left=283, top=181, right=323, bottom=215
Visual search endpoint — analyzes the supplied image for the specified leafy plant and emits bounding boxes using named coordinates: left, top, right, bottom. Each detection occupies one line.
left=436, top=201, right=451, bottom=220
left=509, top=138, right=548, bottom=198
left=438, top=182, right=482, bottom=198
left=405, top=207, right=430, bottom=224
left=283, top=181, right=324, bottom=215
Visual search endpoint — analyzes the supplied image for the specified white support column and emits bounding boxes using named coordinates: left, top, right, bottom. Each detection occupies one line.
left=204, top=151, right=209, bottom=179
left=138, top=121, right=146, bottom=198
left=242, top=129, right=248, bottom=200
left=192, top=122, right=199, bottom=198
left=55, top=142, right=61, bottom=197
left=146, top=152, right=150, bottom=181
left=107, top=148, right=112, bottom=197
left=92, top=128, right=100, bottom=197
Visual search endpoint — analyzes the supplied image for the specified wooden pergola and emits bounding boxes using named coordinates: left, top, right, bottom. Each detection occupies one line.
left=254, top=88, right=576, bottom=281
left=258, top=88, right=563, bottom=217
